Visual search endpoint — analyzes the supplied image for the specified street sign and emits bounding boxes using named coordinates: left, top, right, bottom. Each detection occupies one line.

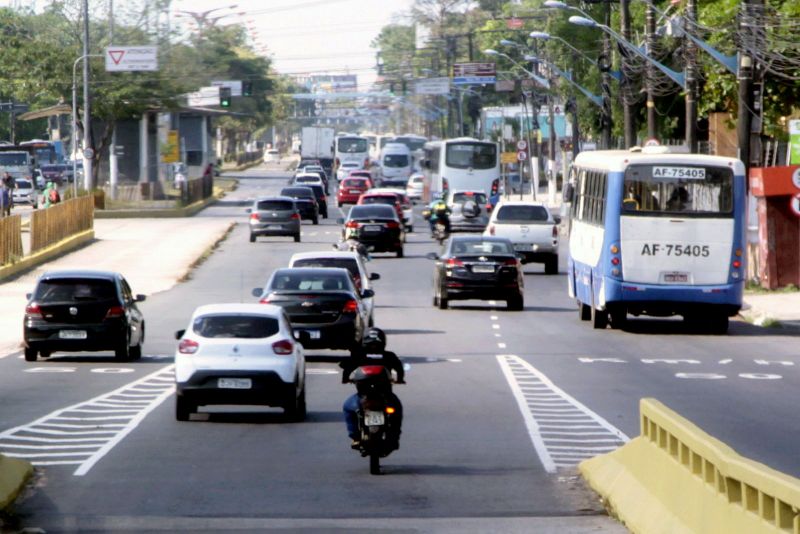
left=452, top=62, right=496, bottom=85
left=211, top=80, right=243, bottom=97
left=501, top=152, right=518, bottom=164
left=105, top=46, right=158, bottom=72
left=187, top=86, right=221, bottom=107
left=790, top=193, right=800, bottom=218
left=83, top=147, right=94, bottom=160
left=162, top=130, right=180, bottom=163
left=506, top=18, right=524, bottom=29
left=516, top=140, right=528, bottom=151
left=517, top=150, right=528, bottom=162
left=414, top=77, right=451, bottom=95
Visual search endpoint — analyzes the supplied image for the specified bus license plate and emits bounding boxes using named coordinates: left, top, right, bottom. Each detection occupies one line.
left=364, top=410, right=385, bottom=426
left=472, top=265, right=495, bottom=273
left=663, top=272, right=689, bottom=283
left=218, top=378, right=252, bottom=389
left=59, top=330, right=87, bottom=339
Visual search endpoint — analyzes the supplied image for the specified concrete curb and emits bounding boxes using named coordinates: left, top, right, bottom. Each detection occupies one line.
left=580, top=398, right=800, bottom=534
left=0, top=229, right=95, bottom=282
left=0, top=453, right=33, bottom=511
left=95, top=192, right=220, bottom=219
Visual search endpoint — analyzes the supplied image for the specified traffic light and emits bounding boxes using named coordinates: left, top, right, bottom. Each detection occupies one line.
left=219, top=86, right=232, bottom=108
left=242, top=81, right=253, bottom=96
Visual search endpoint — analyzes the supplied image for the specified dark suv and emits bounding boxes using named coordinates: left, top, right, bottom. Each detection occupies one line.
left=23, top=270, right=146, bottom=361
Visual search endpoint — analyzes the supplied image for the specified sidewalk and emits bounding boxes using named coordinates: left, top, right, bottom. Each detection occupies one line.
left=740, top=291, right=800, bottom=330
left=0, top=218, right=233, bottom=356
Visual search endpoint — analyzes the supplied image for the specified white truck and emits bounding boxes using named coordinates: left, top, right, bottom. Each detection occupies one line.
left=300, top=127, right=335, bottom=176
left=483, top=200, right=560, bottom=274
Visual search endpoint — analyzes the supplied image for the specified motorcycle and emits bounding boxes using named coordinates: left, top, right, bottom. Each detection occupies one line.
left=346, top=364, right=403, bottom=475
left=432, top=217, right=449, bottom=245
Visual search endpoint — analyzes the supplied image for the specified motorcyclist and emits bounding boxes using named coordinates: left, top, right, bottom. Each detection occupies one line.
left=340, top=327, right=404, bottom=450
left=426, top=193, right=451, bottom=236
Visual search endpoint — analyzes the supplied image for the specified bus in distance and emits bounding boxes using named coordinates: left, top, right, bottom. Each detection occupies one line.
left=566, top=147, right=746, bottom=333
left=421, top=138, right=500, bottom=203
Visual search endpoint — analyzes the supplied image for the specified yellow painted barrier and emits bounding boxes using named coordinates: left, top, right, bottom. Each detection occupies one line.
left=580, top=398, right=800, bottom=534
left=0, top=453, right=33, bottom=511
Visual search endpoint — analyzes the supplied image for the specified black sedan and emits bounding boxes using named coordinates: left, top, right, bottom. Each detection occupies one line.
left=428, top=236, right=524, bottom=310
left=338, top=204, right=404, bottom=258
left=280, top=186, right=319, bottom=225
left=23, top=270, right=146, bottom=361
left=252, top=267, right=372, bottom=354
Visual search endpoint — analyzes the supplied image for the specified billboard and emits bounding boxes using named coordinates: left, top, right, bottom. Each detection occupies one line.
left=452, top=62, right=496, bottom=85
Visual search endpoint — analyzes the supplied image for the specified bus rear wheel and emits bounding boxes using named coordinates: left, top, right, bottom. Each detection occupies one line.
left=609, top=307, right=627, bottom=329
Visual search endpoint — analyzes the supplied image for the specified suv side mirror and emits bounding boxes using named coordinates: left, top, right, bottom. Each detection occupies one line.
left=175, top=329, right=186, bottom=340
left=553, top=215, right=562, bottom=225
left=251, top=288, right=263, bottom=298
left=369, top=272, right=380, bottom=281
left=134, top=294, right=146, bottom=302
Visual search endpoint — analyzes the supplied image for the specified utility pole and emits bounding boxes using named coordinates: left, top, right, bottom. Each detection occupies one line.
left=737, top=0, right=762, bottom=185
left=547, top=71, right=557, bottom=204
left=685, top=0, right=698, bottom=152
left=620, top=0, right=636, bottom=148
left=599, top=3, right=613, bottom=149
left=645, top=2, right=657, bottom=139
left=109, top=0, right=118, bottom=199
left=82, top=0, right=93, bottom=191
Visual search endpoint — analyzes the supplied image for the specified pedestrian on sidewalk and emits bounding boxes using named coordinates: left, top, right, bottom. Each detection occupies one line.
left=0, top=182, right=10, bottom=216
left=3, top=172, right=15, bottom=211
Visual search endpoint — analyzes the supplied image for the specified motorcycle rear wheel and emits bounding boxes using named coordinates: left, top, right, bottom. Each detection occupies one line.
left=369, top=450, right=380, bottom=475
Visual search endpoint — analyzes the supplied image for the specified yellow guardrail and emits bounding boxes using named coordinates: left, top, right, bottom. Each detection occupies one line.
left=580, top=398, right=800, bottom=534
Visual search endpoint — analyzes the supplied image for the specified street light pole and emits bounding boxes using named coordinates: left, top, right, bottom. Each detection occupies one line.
left=82, top=0, right=93, bottom=191
left=685, top=0, right=698, bottom=152
left=620, top=0, right=636, bottom=148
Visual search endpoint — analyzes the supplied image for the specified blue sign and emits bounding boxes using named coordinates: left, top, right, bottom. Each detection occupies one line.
left=453, top=76, right=496, bottom=85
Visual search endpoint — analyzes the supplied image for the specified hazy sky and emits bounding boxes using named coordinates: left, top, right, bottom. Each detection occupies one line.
left=171, top=0, right=415, bottom=88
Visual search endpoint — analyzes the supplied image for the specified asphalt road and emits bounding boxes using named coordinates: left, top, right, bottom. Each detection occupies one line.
left=1, top=165, right=797, bottom=532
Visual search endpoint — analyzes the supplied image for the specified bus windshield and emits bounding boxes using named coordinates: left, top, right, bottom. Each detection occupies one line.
left=383, top=154, right=409, bottom=168
left=338, top=138, right=368, bottom=153
left=445, top=142, right=496, bottom=170
left=622, top=164, right=733, bottom=216
left=0, top=153, right=29, bottom=166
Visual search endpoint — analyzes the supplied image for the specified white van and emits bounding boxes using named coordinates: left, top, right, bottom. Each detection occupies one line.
left=379, top=143, right=412, bottom=187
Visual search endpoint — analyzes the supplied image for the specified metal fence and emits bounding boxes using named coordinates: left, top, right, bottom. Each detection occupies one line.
left=182, top=174, right=213, bottom=205
left=0, top=214, right=23, bottom=266
left=30, top=195, right=94, bottom=254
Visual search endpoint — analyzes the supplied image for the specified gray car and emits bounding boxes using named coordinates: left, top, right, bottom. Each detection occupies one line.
left=247, top=196, right=302, bottom=243
left=448, top=190, right=491, bottom=232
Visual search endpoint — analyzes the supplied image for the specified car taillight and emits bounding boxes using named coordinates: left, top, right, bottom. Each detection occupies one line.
left=250, top=213, right=259, bottom=220
left=488, top=225, right=495, bottom=236
left=346, top=221, right=360, bottom=228
left=291, top=213, right=301, bottom=220
left=342, top=299, right=359, bottom=313
left=272, top=339, right=294, bottom=355
left=503, top=258, right=518, bottom=266
left=491, top=178, right=499, bottom=195
left=178, top=339, right=199, bottom=354
left=259, top=297, right=270, bottom=304
left=386, top=221, right=400, bottom=229
left=552, top=225, right=558, bottom=238
left=105, top=305, right=125, bottom=318
left=445, top=258, right=464, bottom=267
left=25, top=302, right=42, bottom=317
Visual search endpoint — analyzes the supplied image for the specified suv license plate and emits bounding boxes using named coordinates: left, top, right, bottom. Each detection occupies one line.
left=218, top=378, right=252, bottom=389
left=664, top=272, right=689, bottom=283
left=59, top=330, right=87, bottom=339
left=364, top=410, right=385, bottom=426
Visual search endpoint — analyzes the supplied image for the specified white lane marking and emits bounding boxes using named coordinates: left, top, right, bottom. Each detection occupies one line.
left=494, top=333, right=501, bottom=338
left=0, top=365, right=175, bottom=475
left=306, top=368, right=338, bottom=375
left=497, top=355, right=629, bottom=473
left=490, top=315, right=499, bottom=321
left=498, top=343, right=507, bottom=349
left=492, top=324, right=500, bottom=330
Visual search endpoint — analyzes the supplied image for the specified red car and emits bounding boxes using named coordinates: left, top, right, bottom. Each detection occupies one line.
left=337, top=177, right=372, bottom=205
left=357, top=192, right=404, bottom=222
left=347, top=170, right=374, bottom=185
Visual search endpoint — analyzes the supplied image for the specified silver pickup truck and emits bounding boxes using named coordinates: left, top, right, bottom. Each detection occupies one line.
left=483, top=200, right=559, bottom=274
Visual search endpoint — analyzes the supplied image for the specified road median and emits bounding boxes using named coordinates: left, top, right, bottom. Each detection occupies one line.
left=0, top=229, right=94, bottom=282
left=580, top=398, right=800, bottom=534
left=0, top=454, right=33, bottom=511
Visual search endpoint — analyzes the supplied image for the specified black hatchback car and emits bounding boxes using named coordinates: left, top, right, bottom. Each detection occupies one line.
left=252, top=268, right=372, bottom=353
left=306, top=184, right=328, bottom=219
left=339, top=204, right=404, bottom=257
left=428, top=236, right=524, bottom=310
left=23, top=270, right=146, bottom=361
left=280, top=186, right=319, bottom=225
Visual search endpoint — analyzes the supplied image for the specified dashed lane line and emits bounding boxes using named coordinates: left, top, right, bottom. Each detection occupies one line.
left=497, top=355, right=629, bottom=473
left=0, top=365, right=175, bottom=476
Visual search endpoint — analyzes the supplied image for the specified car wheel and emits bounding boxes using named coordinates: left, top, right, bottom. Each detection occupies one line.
left=115, top=332, right=131, bottom=360
left=24, top=347, right=37, bottom=362
left=294, top=233, right=301, bottom=243
left=285, top=383, right=306, bottom=422
left=312, top=217, right=319, bottom=225
left=129, top=334, right=143, bottom=360
left=175, top=396, right=194, bottom=421
left=545, top=255, right=559, bottom=275
left=438, top=287, right=448, bottom=310
left=507, top=294, right=524, bottom=311
left=249, top=233, right=256, bottom=243
left=396, top=247, right=404, bottom=258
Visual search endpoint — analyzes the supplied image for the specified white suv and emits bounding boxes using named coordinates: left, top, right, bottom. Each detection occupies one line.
left=174, top=303, right=306, bottom=421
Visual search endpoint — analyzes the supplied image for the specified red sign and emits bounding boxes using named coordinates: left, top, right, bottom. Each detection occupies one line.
left=506, top=18, right=524, bottom=29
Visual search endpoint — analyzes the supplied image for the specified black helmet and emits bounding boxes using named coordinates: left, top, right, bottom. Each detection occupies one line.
left=361, top=327, right=386, bottom=353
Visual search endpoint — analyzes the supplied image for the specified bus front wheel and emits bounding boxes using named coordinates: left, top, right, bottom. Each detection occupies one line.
left=591, top=305, right=608, bottom=329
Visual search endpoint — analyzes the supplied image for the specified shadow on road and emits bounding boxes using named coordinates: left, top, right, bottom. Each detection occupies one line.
left=615, top=318, right=800, bottom=337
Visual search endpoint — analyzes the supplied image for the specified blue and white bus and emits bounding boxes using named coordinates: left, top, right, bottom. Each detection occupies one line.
left=421, top=138, right=500, bottom=203
left=566, top=147, right=746, bottom=333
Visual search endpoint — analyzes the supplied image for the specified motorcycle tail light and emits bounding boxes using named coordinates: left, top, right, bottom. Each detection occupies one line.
left=178, top=339, right=199, bottom=354
left=385, top=406, right=396, bottom=414
left=272, top=339, right=294, bottom=355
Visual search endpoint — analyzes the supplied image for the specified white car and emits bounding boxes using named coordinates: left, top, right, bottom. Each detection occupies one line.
left=483, top=200, right=559, bottom=274
left=12, top=178, right=36, bottom=206
left=292, top=173, right=324, bottom=188
left=406, top=173, right=424, bottom=201
left=288, top=251, right=380, bottom=327
left=368, top=187, right=414, bottom=233
left=336, top=161, right=361, bottom=181
left=263, top=149, right=281, bottom=163
left=174, top=303, right=306, bottom=421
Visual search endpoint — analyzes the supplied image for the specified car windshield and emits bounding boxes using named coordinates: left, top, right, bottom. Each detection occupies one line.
left=622, top=164, right=734, bottom=216
left=281, top=188, right=314, bottom=199
left=383, top=154, right=409, bottom=168
left=350, top=205, right=397, bottom=220
left=270, top=272, right=352, bottom=291
left=450, top=240, right=514, bottom=256
left=295, top=176, right=319, bottom=182
left=361, top=195, right=395, bottom=205
left=192, top=314, right=279, bottom=339
left=256, top=200, right=294, bottom=211
left=16, top=179, right=32, bottom=188
left=342, top=179, right=367, bottom=188
left=293, top=258, right=359, bottom=281
left=34, top=278, right=117, bottom=302
left=496, top=204, right=549, bottom=222
left=452, top=192, right=487, bottom=204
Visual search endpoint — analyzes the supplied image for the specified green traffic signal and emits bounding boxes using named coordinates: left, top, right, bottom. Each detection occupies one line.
left=220, top=87, right=232, bottom=108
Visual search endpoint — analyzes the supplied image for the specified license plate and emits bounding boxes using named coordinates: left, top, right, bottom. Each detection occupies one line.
left=664, top=272, right=689, bottom=283
left=59, top=330, right=87, bottom=340
left=363, top=225, right=382, bottom=232
left=218, top=378, right=252, bottom=389
left=364, top=410, right=385, bottom=426
left=513, top=244, right=531, bottom=251
left=304, top=330, right=321, bottom=339
left=472, top=265, right=495, bottom=273
left=349, top=189, right=362, bottom=194
left=267, top=225, right=283, bottom=230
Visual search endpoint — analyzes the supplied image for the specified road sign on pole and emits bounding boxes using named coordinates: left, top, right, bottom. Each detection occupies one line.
left=517, top=140, right=528, bottom=151
left=105, top=46, right=158, bottom=72
left=517, top=150, right=528, bottom=162
left=452, top=63, right=496, bottom=85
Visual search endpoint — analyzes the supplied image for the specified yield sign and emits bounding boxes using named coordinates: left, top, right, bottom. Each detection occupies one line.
left=108, top=50, right=125, bottom=65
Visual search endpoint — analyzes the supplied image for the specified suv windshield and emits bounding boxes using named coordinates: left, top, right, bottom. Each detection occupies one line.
left=622, top=164, right=734, bottom=216
left=193, top=315, right=279, bottom=339
left=35, top=278, right=117, bottom=302
left=496, top=205, right=549, bottom=222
